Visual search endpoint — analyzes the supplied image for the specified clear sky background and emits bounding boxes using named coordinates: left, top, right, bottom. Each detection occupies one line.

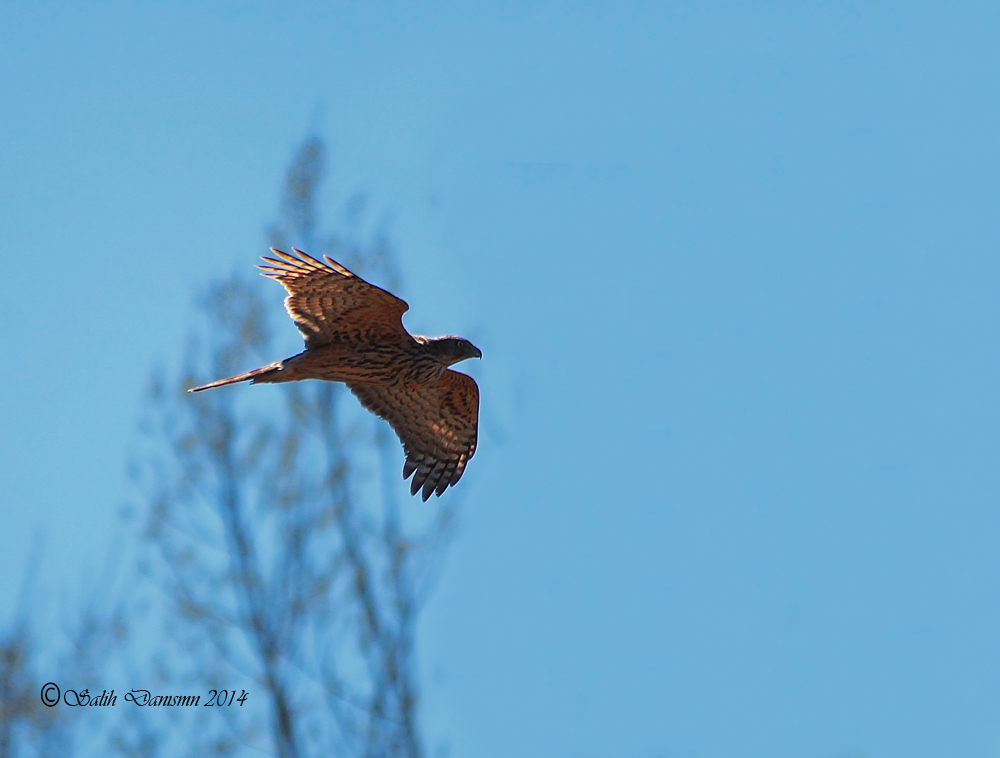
left=3, top=2, right=1000, bottom=756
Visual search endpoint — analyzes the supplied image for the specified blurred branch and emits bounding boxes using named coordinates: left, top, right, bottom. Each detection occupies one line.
left=128, top=136, right=454, bottom=758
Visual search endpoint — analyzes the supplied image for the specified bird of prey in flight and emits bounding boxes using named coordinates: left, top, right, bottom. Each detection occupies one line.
left=191, top=248, right=481, bottom=500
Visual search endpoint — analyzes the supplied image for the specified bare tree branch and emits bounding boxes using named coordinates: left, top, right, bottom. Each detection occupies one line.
left=127, top=137, right=456, bottom=758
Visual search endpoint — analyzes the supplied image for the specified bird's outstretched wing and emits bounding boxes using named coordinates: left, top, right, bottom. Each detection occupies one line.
left=259, top=248, right=410, bottom=348
left=349, top=371, right=479, bottom=500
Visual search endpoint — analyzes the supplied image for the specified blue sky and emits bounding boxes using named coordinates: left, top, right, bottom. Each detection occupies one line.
left=3, top=2, right=1000, bottom=756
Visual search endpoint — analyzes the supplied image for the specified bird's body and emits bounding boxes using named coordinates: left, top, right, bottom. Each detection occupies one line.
left=201, top=338, right=451, bottom=388
left=191, top=248, right=481, bottom=500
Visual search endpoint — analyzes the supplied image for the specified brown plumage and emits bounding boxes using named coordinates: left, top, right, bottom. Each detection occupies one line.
left=191, top=248, right=481, bottom=500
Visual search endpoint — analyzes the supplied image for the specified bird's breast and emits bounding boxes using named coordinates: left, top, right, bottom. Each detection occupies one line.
left=290, top=341, right=446, bottom=386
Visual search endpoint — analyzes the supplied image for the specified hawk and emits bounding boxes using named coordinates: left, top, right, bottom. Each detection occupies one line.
left=191, top=248, right=481, bottom=500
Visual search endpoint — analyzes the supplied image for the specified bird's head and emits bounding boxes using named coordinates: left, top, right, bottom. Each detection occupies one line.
left=422, top=336, right=483, bottom=366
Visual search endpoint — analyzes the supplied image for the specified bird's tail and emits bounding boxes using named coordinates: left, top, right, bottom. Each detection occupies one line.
left=188, top=361, right=286, bottom=392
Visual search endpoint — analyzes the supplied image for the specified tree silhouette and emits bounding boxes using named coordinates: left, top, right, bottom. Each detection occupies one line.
left=127, top=137, right=456, bottom=758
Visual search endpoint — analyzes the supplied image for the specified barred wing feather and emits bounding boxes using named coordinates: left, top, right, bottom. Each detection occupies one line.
left=259, top=248, right=410, bottom=348
left=349, top=371, right=479, bottom=500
